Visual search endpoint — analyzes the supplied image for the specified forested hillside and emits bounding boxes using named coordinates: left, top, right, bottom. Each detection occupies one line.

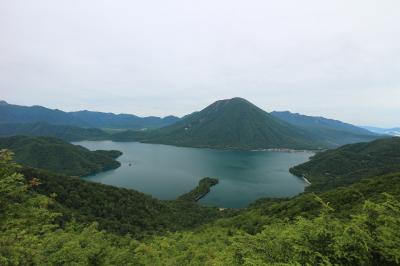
left=271, top=111, right=380, bottom=146
left=21, top=167, right=226, bottom=238
left=109, top=98, right=382, bottom=150
left=290, top=137, right=400, bottom=191
left=126, top=97, right=322, bottom=150
left=0, top=122, right=109, bottom=141
left=0, top=136, right=122, bottom=176
left=1, top=146, right=400, bottom=265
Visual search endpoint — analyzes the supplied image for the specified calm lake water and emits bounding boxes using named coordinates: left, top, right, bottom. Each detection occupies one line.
left=74, top=141, right=312, bottom=208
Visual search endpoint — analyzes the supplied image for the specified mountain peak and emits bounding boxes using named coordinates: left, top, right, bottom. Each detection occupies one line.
left=227, top=97, right=247, bottom=102
left=148, top=98, right=318, bottom=149
left=0, top=100, right=8, bottom=105
left=208, top=97, right=255, bottom=112
left=218, top=97, right=249, bottom=104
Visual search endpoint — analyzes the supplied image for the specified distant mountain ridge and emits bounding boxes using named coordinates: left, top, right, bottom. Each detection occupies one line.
left=123, top=97, right=327, bottom=149
left=0, top=98, right=382, bottom=150
left=70, top=110, right=179, bottom=129
left=271, top=111, right=373, bottom=135
left=271, top=111, right=380, bottom=146
left=0, top=122, right=109, bottom=141
left=361, top=126, right=400, bottom=136
left=0, top=101, right=179, bottom=129
left=110, top=97, right=381, bottom=149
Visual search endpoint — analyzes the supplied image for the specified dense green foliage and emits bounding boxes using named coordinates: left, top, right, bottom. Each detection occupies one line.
left=245, top=173, right=400, bottom=229
left=1, top=149, right=400, bottom=265
left=21, top=167, right=225, bottom=238
left=290, top=137, right=400, bottom=191
left=271, top=111, right=380, bottom=146
left=0, top=101, right=179, bottom=129
left=136, top=194, right=400, bottom=265
left=0, top=136, right=122, bottom=176
left=178, top=177, right=219, bottom=202
left=0, top=122, right=109, bottom=141
left=0, top=150, right=141, bottom=265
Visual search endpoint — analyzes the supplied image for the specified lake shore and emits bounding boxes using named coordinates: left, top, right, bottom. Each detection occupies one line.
left=78, top=140, right=310, bottom=208
left=251, top=148, right=317, bottom=153
left=302, top=176, right=312, bottom=185
left=178, top=177, right=219, bottom=202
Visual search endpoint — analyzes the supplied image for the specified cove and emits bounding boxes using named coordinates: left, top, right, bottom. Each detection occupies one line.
left=74, top=141, right=312, bottom=208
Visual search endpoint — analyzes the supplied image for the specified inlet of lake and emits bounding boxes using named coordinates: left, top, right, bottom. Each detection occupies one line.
left=74, top=141, right=313, bottom=208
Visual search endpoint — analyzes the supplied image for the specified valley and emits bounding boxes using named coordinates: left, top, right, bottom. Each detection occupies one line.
left=1, top=98, right=399, bottom=265
left=2, top=135, right=400, bottom=265
left=2, top=2, right=399, bottom=263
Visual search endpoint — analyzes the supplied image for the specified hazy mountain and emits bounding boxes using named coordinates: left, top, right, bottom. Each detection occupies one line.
left=361, top=126, right=400, bottom=136
left=0, top=122, right=109, bottom=141
left=271, top=111, right=380, bottom=146
left=0, top=101, right=179, bottom=129
left=0, top=101, right=86, bottom=126
left=70, top=110, right=179, bottom=129
left=138, top=97, right=321, bottom=149
left=271, top=111, right=373, bottom=135
left=0, top=136, right=122, bottom=176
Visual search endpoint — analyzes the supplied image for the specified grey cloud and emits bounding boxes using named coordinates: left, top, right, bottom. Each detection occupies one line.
left=0, top=0, right=399, bottom=127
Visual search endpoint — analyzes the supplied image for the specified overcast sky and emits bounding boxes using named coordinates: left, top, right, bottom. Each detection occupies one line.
left=0, top=1, right=399, bottom=127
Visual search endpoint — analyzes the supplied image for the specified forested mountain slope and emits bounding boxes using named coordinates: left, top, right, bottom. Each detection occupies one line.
left=0, top=99, right=383, bottom=150
left=110, top=98, right=382, bottom=150
left=1, top=147, right=400, bottom=265
left=21, top=167, right=226, bottom=238
left=290, top=137, right=400, bottom=191
left=271, top=111, right=380, bottom=146
left=271, top=111, right=373, bottom=135
left=127, top=97, right=321, bottom=149
left=0, top=136, right=122, bottom=176
left=0, top=122, right=109, bottom=141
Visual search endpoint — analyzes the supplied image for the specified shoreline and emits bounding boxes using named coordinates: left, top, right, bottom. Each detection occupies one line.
left=74, top=140, right=321, bottom=153
left=302, top=176, right=312, bottom=185
left=251, top=148, right=317, bottom=153
left=177, top=177, right=219, bottom=202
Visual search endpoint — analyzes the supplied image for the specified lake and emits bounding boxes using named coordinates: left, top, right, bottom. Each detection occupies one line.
left=74, top=141, right=312, bottom=208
